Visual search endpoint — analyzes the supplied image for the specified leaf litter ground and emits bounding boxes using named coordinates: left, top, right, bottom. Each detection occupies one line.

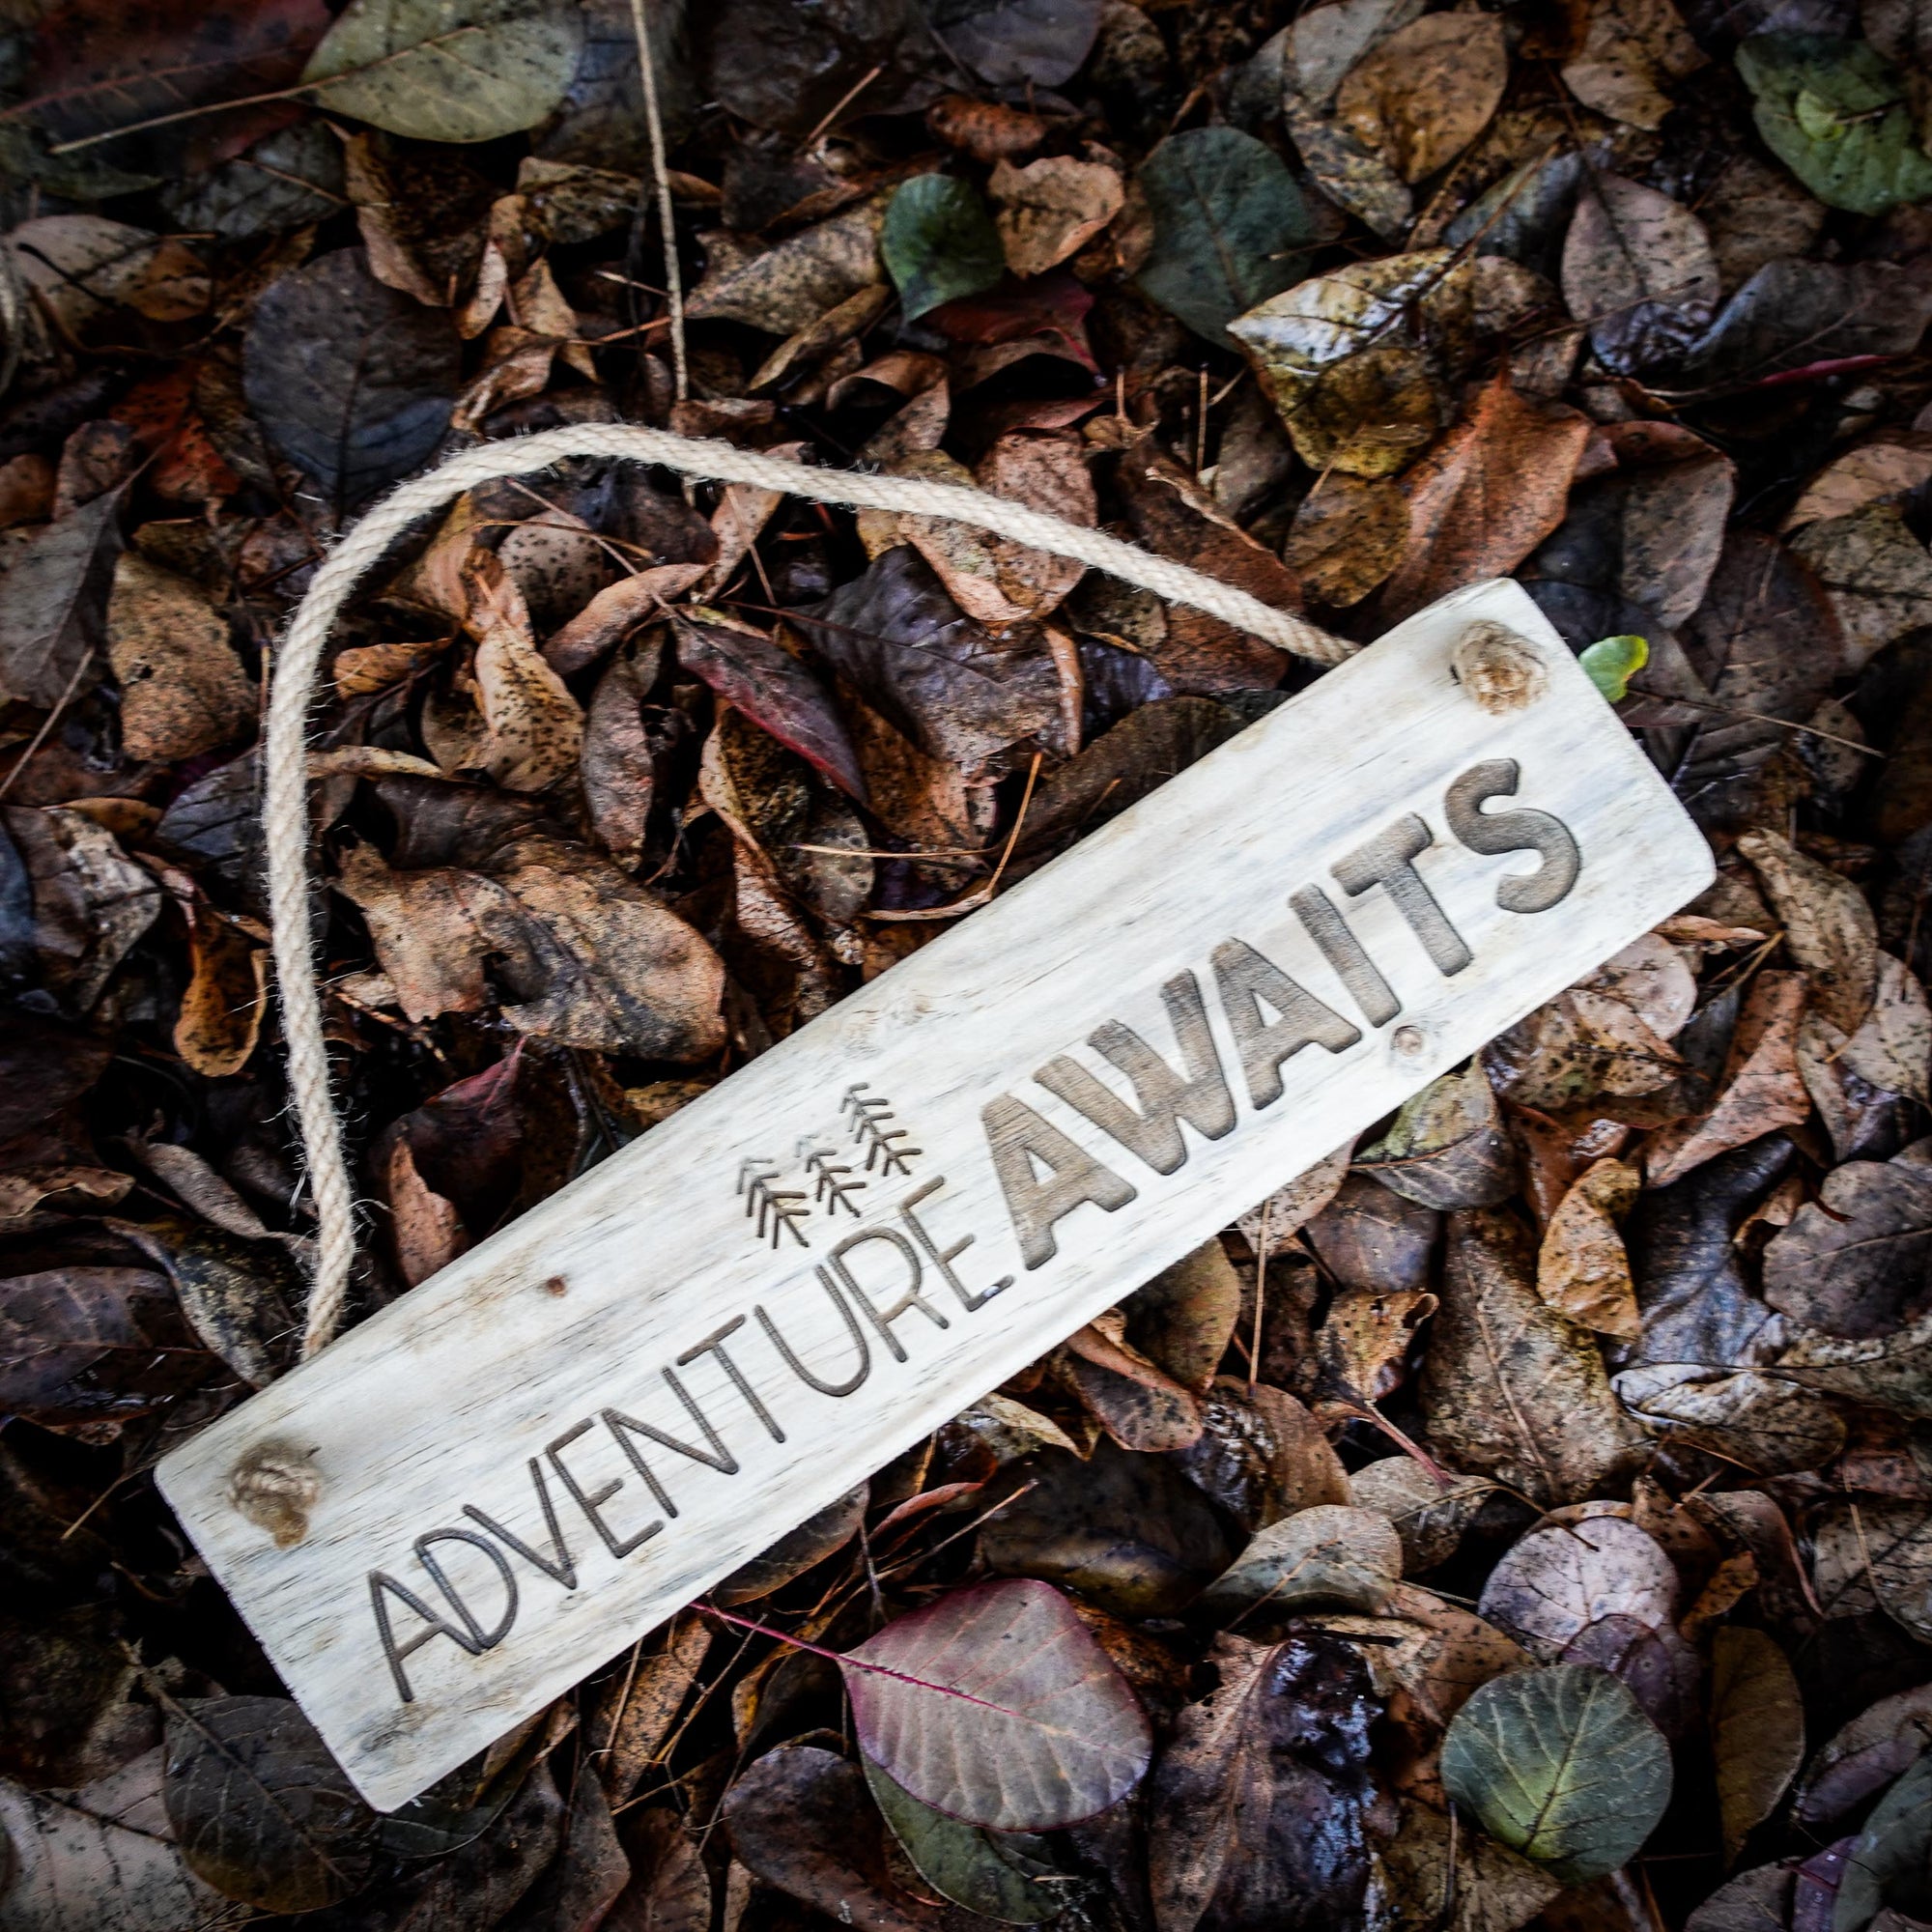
left=0, top=0, right=1929, bottom=1926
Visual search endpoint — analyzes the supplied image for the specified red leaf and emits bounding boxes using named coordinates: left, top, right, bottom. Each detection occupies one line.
left=840, top=1577, right=1151, bottom=1831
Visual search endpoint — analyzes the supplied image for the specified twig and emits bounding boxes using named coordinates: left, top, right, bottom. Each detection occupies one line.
left=628, top=0, right=687, bottom=403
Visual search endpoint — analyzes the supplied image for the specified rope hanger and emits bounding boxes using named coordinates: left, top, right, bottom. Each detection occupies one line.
left=264, top=423, right=1355, bottom=1356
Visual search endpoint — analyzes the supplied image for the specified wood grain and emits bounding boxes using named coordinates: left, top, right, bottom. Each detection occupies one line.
left=156, top=579, right=1714, bottom=1808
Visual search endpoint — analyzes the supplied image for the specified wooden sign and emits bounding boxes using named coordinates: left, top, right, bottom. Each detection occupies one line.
left=156, top=579, right=1713, bottom=1810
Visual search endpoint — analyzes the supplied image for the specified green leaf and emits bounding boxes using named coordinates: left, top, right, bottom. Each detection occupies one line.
left=1579, top=634, right=1648, bottom=702
left=1834, top=1748, right=1932, bottom=1930
left=862, top=1757, right=1062, bottom=1923
left=881, top=176, right=1005, bottom=322
left=1137, top=128, right=1316, bottom=346
left=1735, top=36, right=1932, bottom=216
left=301, top=0, right=583, bottom=145
left=1440, top=1664, right=1672, bottom=1885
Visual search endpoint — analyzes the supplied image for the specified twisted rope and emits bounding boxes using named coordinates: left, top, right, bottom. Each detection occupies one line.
left=268, top=423, right=1353, bottom=1356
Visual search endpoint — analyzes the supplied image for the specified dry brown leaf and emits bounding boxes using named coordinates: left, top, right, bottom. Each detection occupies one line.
left=1782, top=439, right=1932, bottom=530
left=1284, top=473, right=1408, bottom=608
left=989, top=155, right=1123, bottom=277
left=899, top=435, right=1095, bottom=626
left=1643, top=970, right=1811, bottom=1187
left=463, top=554, right=584, bottom=790
left=1420, top=1208, right=1644, bottom=1508
left=1378, top=376, right=1593, bottom=624
left=1537, top=1156, right=1642, bottom=1340
left=686, top=194, right=889, bottom=335
left=106, top=553, right=253, bottom=763
left=1700, top=154, right=1827, bottom=295
left=382, top=1134, right=467, bottom=1288
left=1737, top=827, right=1878, bottom=1035
left=1787, top=504, right=1932, bottom=672
left=545, top=565, right=708, bottom=677
left=1712, top=1629, right=1804, bottom=1866
left=173, top=909, right=267, bottom=1079
left=928, top=94, right=1049, bottom=163
left=1336, top=14, right=1509, bottom=183
left=1559, top=0, right=1705, bottom=129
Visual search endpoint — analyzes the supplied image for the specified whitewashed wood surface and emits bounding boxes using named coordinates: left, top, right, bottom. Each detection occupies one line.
left=157, top=578, right=1714, bottom=1808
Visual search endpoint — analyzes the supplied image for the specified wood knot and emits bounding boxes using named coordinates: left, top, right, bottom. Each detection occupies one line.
left=230, top=1439, right=322, bottom=1548
left=1450, top=620, right=1548, bottom=715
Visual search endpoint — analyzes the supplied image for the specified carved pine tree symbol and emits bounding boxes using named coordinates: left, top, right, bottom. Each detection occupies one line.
left=796, top=1136, right=866, bottom=1217
left=736, top=1158, right=810, bottom=1249
left=840, top=1083, right=922, bottom=1178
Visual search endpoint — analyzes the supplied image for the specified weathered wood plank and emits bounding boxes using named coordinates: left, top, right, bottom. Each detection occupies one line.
left=157, top=579, right=1714, bottom=1808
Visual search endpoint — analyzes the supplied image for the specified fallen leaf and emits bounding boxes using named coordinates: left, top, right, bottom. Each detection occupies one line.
left=0, top=1749, right=219, bottom=1931
left=1289, top=0, right=1427, bottom=105
left=1642, top=971, right=1811, bottom=1188
left=841, top=1578, right=1151, bottom=1832
left=928, top=95, right=1049, bottom=164
left=1110, top=452, right=1299, bottom=694
left=1420, top=1208, right=1644, bottom=1507
left=898, top=433, right=1095, bottom=627
left=981, top=1438, right=1238, bottom=1617
left=1538, top=1156, right=1642, bottom=1339
left=1762, top=1140, right=1932, bottom=1338
left=1199, top=1504, right=1404, bottom=1621
left=334, top=838, right=726, bottom=1058
left=4, top=806, right=162, bottom=1013
left=1673, top=530, right=1844, bottom=820
left=1374, top=1796, right=1561, bottom=1932
left=1785, top=440, right=1932, bottom=531
left=0, top=490, right=122, bottom=707
left=174, top=905, right=267, bottom=1078
left=1172, top=1378, right=1351, bottom=1531
left=1284, top=473, right=1408, bottom=609
left=1129, top=1238, right=1245, bottom=1393
left=989, top=154, right=1122, bottom=277
left=792, top=547, right=1061, bottom=777
left=1560, top=0, right=1706, bottom=128
left=674, top=611, right=866, bottom=802
left=1832, top=1747, right=1932, bottom=1932
left=1734, top=33, right=1932, bottom=216
left=10, top=214, right=207, bottom=332
left=1837, top=955, right=1932, bottom=1107
left=1378, top=376, right=1592, bottom=625
left=1788, top=506, right=1932, bottom=674
left=1811, top=1500, right=1932, bottom=1640
left=1135, top=128, right=1316, bottom=344
left=1795, top=1684, right=1932, bottom=1830
left=105, top=552, right=252, bottom=761
left=882, top=175, right=1005, bottom=322
left=1348, top=1458, right=1494, bottom=1573
left=302, top=0, right=583, bottom=144
left=690, top=196, right=889, bottom=336
left=863, top=1757, right=1060, bottom=1924
left=1562, top=174, right=1720, bottom=376
left=1148, top=1631, right=1380, bottom=1932
left=1739, top=830, right=1878, bottom=1035
left=1335, top=13, right=1509, bottom=183
left=163, top=1695, right=379, bottom=1912
left=0, top=1266, right=203, bottom=1427
left=1614, top=1363, right=1846, bottom=1473
left=1699, top=153, right=1828, bottom=297
left=1357, top=1059, right=1519, bottom=1210
left=1713, top=1627, right=1804, bottom=1866
left=724, top=1745, right=961, bottom=1932
left=1477, top=1516, right=1678, bottom=1662
left=1280, top=92, right=1413, bottom=242
left=1304, top=1172, right=1441, bottom=1294
left=1678, top=258, right=1932, bottom=389
left=1440, top=1663, right=1672, bottom=1885
left=242, top=248, right=460, bottom=520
